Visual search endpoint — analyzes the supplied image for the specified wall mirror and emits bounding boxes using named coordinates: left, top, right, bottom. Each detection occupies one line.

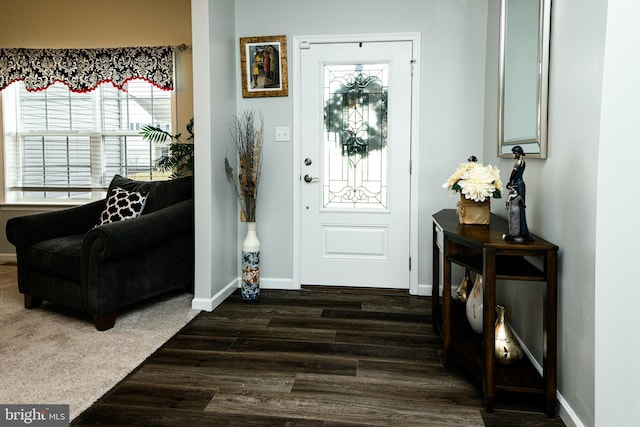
left=498, top=0, right=551, bottom=159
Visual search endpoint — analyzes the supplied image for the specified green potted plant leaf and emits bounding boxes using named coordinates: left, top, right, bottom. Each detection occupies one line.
left=141, top=118, right=194, bottom=179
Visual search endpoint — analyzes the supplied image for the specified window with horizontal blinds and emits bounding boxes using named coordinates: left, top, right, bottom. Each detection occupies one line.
left=2, top=80, right=172, bottom=202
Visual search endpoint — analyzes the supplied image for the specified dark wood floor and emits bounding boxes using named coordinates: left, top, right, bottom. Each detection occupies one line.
left=73, top=287, right=565, bottom=426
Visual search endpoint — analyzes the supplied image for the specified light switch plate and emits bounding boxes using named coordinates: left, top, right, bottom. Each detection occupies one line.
left=275, top=126, right=290, bottom=142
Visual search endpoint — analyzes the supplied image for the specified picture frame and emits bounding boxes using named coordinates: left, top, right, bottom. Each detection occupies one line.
left=240, top=35, right=288, bottom=98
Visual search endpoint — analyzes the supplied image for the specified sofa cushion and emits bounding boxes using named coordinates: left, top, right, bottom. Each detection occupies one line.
left=106, top=174, right=193, bottom=214
left=97, top=187, right=148, bottom=226
left=27, top=235, right=84, bottom=281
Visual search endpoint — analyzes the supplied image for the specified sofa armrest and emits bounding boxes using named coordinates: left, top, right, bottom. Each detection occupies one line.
left=6, top=200, right=105, bottom=249
left=83, top=198, right=194, bottom=260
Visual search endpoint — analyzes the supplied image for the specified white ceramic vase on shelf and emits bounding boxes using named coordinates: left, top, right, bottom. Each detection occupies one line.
left=465, top=273, right=483, bottom=333
left=241, top=222, right=260, bottom=301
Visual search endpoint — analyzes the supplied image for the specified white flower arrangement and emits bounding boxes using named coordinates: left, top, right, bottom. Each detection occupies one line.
left=443, top=160, right=503, bottom=202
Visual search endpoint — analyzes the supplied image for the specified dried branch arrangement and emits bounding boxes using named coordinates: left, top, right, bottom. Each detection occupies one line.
left=225, top=110, right=264, bottom=222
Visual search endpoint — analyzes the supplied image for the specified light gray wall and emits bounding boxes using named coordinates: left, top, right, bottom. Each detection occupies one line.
left=191, top=0, right=238, bottom=305
left=484, top=0, right=616, bottom=426
left=535, top=2, right=604, bottom=424
left=233, top=0, right=489, bottom=285
left=595, top=1, right=640, bottom=426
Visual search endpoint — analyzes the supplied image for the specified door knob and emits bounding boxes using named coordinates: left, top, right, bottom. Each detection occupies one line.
left=303, top=174, right=319, bottom=183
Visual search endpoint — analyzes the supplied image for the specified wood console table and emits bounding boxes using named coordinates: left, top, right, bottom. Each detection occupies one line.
left=431, top=209, right=558, bottom=416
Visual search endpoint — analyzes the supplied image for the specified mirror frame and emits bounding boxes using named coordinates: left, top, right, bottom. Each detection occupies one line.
left=498, top=0, right=551, bottom=159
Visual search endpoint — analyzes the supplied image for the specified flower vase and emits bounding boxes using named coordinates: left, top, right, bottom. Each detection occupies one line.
left=495, top=305, right=523, bottom=364
left=465, top=273, right=483, bottom=333
left=241, top=222, right=260, bottom=301
left=456, top=195, right=490, bottom=225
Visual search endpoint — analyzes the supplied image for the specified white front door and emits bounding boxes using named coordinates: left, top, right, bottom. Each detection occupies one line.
left=299, top=39, right=414, bottom=289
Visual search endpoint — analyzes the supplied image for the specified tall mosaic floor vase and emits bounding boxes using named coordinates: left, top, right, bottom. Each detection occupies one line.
left=241, top=222, right=260, bottom=301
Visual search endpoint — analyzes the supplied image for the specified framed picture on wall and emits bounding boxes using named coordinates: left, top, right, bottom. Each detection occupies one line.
left=240, top=35, right=288, bottom=98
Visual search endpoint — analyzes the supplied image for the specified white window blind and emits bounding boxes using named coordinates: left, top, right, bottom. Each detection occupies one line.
left=2, top=80, right=172, bottom=202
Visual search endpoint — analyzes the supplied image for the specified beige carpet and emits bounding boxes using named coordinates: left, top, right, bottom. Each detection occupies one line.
left=0, top=263, right=200, bottom=420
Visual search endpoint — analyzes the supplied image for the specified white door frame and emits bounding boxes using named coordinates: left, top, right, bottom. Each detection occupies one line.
left=292, top=32, right=421, bottom=295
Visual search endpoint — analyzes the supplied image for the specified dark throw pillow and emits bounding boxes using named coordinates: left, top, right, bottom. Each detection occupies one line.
left=106, top=174, right=193, bottom=214
left=96, top=187, right=148, bottom=226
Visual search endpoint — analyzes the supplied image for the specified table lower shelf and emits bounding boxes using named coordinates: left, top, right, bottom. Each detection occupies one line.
left=443, top=300, right=545, bottom=396
left=448, top=255, right=546, bottom=281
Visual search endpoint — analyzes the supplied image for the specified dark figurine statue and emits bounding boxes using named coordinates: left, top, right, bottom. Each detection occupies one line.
left=503, top=146, right=533, bottom=242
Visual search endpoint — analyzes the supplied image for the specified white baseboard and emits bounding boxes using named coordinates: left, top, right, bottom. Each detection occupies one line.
left=258, top=277, right=299, bottom=290
left=417, top=282, right=432, bottom=296
left=191, top=278, right=238, bottom=311
left=190, top=277, right=300, bottom=311
left=0, top=253, right=17, bottom=263
left=557, top=393, right=585, bottom=427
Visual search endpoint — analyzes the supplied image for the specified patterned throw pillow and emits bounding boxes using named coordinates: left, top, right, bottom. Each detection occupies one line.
left=96, top=187, right=148, bottom=226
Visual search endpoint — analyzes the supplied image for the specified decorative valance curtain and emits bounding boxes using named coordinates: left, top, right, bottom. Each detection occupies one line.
left=0, top=46, right=174, bottom=93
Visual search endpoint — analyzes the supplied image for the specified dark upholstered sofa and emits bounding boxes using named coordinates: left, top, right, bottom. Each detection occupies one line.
left=5, top=174, right=194, bottom=331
